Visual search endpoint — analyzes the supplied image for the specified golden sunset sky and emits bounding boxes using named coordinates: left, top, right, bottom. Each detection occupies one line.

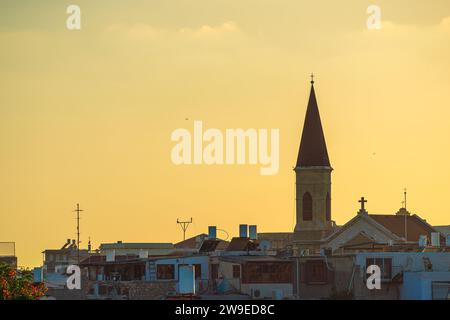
left=1, top=0, right=450, bottom=267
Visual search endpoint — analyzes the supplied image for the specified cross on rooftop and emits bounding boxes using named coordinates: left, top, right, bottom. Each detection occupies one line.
left=358, top=197, right=367, bottom=211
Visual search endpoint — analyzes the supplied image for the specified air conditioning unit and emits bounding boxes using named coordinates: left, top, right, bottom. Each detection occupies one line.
left=251, top=288, right=261, bottom=299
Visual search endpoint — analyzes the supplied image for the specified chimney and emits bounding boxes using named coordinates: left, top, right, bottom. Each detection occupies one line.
left=431, top=232, right=440, bottom=247
left=239, top=224, right=248, bottom=238
left=61, top=239, right=71, bottom=249
left=208, top=226, right=217, bottom=239
left=249, top=225, right=257, bottom=240
left=68, top=239, right=76, bottom=249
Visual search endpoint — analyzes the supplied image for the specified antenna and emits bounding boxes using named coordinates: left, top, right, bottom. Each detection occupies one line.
left=73, top=203, right=83, bottom=264
left=403, top=188, right=407, bottom=242
left=177, top=217, right=193, bottom=241
left=404, top=188, right=407, bottom=210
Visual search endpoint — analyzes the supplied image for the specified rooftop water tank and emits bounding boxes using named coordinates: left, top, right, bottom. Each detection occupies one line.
left=239, top=224, right=248, bottom=238
left=208, top=226, right=217, bottom=239
left=249, top=225, right=257, bottom=240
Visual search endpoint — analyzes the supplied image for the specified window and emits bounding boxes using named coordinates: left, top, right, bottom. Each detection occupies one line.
left=156, top=264, right=175, bottom=280
left=326, top=192, right=331, bottom=221
left=211, top=264, right=219, bottom=280
left=232, top=265, right=241, bottom=278
left=305, top=260, right=327, bottom=284
left=366, top=258, right=392, bottom=280
left=432, top=281, right=450, bottom=300
left=241, top=262, right=293, bottom=284
left=303, top=192, right=313, bottom=221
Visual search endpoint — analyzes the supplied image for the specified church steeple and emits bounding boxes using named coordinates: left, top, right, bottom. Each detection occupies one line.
left=296, top=78, right=330, bottom=168
left=294, top=76, right=333, bottom=239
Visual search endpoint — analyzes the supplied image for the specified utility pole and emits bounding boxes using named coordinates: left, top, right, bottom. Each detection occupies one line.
left=73, top=203, right=83, bottom=264
left=177, top=217, right=193, bottom=241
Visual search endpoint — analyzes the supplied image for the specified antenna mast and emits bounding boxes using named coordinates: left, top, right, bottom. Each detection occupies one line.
left=73, top=203, right=83, bottom=264
left=404, top=188, right=407, bottom=242
left=177, top=217, right=193, bottom=241
left=404, top=188, right=407, bottom=210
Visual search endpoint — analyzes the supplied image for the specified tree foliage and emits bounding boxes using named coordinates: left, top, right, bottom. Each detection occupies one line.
left=0, top=262, right=47, bottom=300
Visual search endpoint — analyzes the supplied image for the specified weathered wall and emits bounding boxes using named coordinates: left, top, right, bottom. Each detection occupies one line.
left=294, top=167, right=333, bottom=234
left=217, top=260, right=241, bottom=293
left=297, top=256, right=354, bottom=299
left=241, top=283, right=292, bottom=299
left=84, top=280, right=177, bottom=300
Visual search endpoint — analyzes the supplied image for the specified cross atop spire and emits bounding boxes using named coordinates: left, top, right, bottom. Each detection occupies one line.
left=310, top=73, right=315, bottom=85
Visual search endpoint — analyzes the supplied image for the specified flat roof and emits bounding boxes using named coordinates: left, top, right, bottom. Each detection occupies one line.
left=220, top=255, right=292, bottom=263
left=99, top=243, right=174, bottom=250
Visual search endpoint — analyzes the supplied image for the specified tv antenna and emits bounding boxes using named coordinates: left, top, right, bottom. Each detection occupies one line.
left=73, top=203, right=83, bottom=264
left=177, top=217, right=192, bottom=241
left=404, top=188, right=408, bottom=242
left=404, top=188, right=407, bottom=210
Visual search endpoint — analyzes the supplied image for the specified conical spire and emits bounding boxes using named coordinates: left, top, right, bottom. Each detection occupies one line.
left=296, top=77, right=330, bottom=168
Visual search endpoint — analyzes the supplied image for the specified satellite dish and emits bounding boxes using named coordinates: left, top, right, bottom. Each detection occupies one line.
left=259, top=240, right=271, bottom=251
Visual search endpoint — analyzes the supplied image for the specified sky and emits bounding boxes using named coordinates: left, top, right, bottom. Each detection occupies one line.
left=1, top=0, right=450, bottom=267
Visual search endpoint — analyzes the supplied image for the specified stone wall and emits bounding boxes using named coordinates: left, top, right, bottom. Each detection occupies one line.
left=84, top=280, right=177, bottom=300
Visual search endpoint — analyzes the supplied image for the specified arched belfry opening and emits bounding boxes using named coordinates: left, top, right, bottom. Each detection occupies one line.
left=303, top=192, right=313, bottom=221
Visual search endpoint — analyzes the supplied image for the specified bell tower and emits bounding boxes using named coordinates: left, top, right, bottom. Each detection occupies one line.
left=294, top=75, right=333, bottom=241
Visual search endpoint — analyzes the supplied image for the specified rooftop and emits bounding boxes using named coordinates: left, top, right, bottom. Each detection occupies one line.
left=369, top=213, right=444, bottom=242
left=99, top=242, right=174, bottom=250
left=220, top=255, right=292, bottom=263
left=226, top=237, right=258, bottom=251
